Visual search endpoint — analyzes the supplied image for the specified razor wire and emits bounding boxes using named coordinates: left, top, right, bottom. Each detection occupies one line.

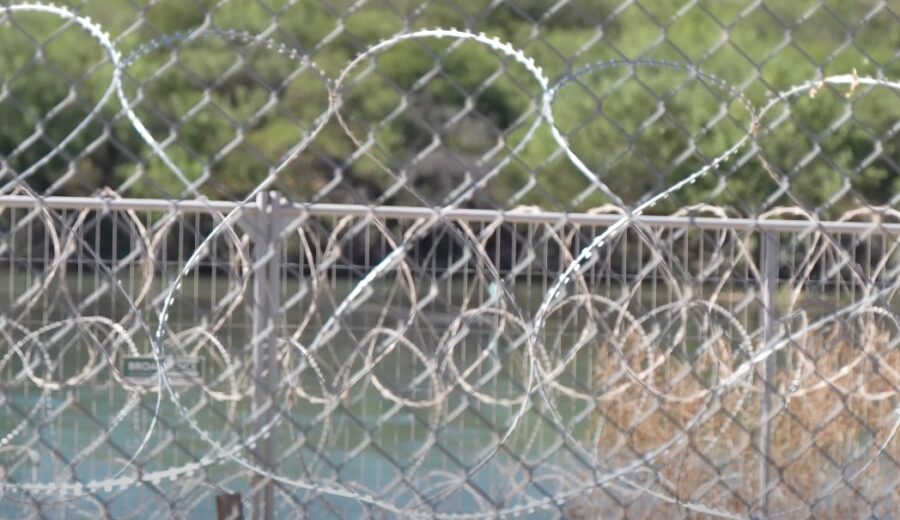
left=0, top=1, right=899, bottom=518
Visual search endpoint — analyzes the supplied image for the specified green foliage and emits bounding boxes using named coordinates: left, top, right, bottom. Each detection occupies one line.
left=0, top=0, right=897, bottom=215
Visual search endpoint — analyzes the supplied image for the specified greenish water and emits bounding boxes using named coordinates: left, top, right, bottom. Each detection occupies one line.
left=1, top=270, right=604, bottom=517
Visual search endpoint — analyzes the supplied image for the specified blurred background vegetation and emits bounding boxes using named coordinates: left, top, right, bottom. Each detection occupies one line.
left=0, top=0, right=898, bottom=217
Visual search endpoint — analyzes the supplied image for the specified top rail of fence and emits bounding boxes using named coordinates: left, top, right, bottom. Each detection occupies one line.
left=3, top=194, right=900, bottom=235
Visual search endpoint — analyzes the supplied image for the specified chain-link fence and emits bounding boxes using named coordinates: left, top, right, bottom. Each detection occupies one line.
left=1, top=0, right=899, bottom=518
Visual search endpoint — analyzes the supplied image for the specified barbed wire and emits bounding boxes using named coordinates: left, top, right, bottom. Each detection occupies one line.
left=1, top=2, right=899, bottom=518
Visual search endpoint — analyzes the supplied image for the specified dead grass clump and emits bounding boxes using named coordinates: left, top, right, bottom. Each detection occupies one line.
left=572, top=323, right=899, bottom=518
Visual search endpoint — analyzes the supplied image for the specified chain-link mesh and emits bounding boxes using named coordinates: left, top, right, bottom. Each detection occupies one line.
left=1, top=1, right=899, bottom=518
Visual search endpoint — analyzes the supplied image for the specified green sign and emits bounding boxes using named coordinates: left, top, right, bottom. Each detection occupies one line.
left=122, top=356, right=203, bottom=387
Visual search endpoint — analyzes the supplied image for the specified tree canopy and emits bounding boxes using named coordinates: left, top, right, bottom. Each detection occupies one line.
left=1, top=0, right=898, bottom=217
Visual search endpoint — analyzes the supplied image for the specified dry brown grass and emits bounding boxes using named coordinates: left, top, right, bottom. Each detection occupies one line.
left=569, top=322, right=900, bottom=519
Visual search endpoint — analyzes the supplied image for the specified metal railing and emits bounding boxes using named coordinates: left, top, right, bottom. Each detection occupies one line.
left=2, top=195, right=899, bottom=518
left=5, top=194, right=900, bottom=233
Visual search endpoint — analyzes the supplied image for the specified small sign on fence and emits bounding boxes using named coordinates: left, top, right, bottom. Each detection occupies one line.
left=122, top=356, right=204, bottom=387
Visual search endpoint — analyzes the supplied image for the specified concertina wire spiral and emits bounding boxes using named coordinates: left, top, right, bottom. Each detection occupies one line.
left=1, top=3, right=899, bottom=518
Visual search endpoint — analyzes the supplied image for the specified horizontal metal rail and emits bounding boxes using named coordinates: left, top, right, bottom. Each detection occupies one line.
left=1, top=194, right=899, bottom=234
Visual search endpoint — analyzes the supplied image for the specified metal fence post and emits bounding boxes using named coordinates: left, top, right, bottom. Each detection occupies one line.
left=250, top=191, right=282, bottom=520
left=759, top=230, right=779, bottom=517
